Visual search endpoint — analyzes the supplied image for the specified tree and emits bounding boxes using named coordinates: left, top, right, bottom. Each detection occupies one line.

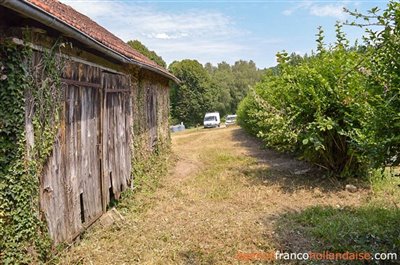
left=204, top=62, right=216, bottom=75
left=230, top=60, right=262, bottom=113
left=169, top=60, right=212, bottom=127
left=127, top=40, right=166, bottom=68
left=169, top=59, right=263, bottom=126
left=204, top=60, right=263, bottom=116
left=207, top=62, right=234, bottom=117
left=238, top=3, right=400, bottom=177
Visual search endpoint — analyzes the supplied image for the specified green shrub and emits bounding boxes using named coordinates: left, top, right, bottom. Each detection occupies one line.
left=239, top=5, right=400, bottom=177
left=355, top=1, right=400, bottom=168
left=239, top=25, right=374, bottom=177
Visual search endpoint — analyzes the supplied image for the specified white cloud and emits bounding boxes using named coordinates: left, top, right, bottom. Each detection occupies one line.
left=154, top=33, right=173, bottom=40
left=309, top=4, right=346, bottom=18
left=282, top=9, right=294, bottom=16
left=283, top=1, right=347, bottom=19
left=60, top=0, right=257, bottom=65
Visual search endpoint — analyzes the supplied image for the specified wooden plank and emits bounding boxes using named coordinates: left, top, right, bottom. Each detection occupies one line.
left=68, top=84, right=81, bottom=238
left=61, top=78, right=101, bottom=89
left=68, top=211, right=103, bottom=243
left=11, top=37, right=122, bottom=75
left=102, top=72, right=132, bottom=202
left=39, top=57, right=163, bottom=244
left=105, top=89, right=130, bottom=93
left=41, top=60, right=105, bottom=243
left=75, top=62, right=103, bottom=227
left=99, top=77, right=106, bottom=213
left=101, top=72, right=110, bottom=210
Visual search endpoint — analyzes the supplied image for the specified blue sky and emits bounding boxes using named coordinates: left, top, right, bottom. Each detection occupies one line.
left=60, top=0, right=389, bottom=69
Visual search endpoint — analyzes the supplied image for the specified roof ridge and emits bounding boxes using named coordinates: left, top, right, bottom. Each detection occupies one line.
left=24, top=0, right=174, bottom=79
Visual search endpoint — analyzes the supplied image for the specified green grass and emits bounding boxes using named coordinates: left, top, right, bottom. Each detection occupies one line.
left=276, top=173, right=400, bottom=264
left=114, top=149, right=170, bottom=216
left=369, top=169, right=400, bottom=207
left=190, top=148, right=254, bottom=201
left=284, top=206, right=400, bottom=252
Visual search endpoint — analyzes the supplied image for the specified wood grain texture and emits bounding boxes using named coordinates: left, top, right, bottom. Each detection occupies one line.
left=41, top=59, right=103, bottom=243
left=102, top=72, right=132, bottom=203
left=38, top=57, right=169, bottom=244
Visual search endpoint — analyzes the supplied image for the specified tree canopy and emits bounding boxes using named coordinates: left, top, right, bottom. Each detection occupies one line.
left=127, top=40, right=167, bottom=68
left=169, top=59, right=212, bottom=127
left=169, top=59, right=263, bottom=126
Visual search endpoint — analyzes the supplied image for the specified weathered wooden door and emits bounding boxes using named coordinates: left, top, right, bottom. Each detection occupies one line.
left=41, top=62, right=132, bottom=243
left=41, top=61, right=104, bottom=243
left=64, top=81, right=103, bottom=231
left=101, top=72, right=132, bottom=210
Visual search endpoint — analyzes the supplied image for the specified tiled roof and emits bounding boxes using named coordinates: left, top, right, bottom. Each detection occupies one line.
left=24, top=0, right=174, bottom=79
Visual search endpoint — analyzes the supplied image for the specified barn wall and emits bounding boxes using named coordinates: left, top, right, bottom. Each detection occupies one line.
left=1, top=7, right=172, bottom=250
left=37, top=52, right=170, bottom=244
left=131, top=69, right=171, bottom=155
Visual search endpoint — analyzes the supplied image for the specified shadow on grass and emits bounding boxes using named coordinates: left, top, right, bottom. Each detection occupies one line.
left=272, top=205, right=400, bottom=264
left=231, top=127, right=368, bottom=194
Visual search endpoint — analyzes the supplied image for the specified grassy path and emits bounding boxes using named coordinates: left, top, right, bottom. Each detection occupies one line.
left=60, top=127, right=370, bottom=264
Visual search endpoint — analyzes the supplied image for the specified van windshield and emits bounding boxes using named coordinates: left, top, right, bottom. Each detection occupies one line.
left=204, top=116, right=216, bottom=121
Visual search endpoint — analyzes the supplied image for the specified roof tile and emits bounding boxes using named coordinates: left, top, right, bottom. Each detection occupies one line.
left=25, top=0, right=172, bottom=78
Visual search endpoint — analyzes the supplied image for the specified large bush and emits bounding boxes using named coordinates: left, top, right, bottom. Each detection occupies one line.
left=238, top=24, right=389, bottom=177
left=355, top=1, right=400, bottom=168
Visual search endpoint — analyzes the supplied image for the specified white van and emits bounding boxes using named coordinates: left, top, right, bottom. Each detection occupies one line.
left=203, top=112, right=220, bottom=128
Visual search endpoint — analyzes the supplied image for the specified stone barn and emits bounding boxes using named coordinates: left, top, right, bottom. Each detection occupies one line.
left=0, top=0, right=177, bottom=247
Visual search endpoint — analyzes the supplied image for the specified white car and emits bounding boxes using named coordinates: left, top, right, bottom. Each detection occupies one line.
left=225, top=114, right=237, bottom=126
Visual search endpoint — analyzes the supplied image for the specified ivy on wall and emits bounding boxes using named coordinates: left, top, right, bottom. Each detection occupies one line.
left=0, top=34, right=171, bottom=264
left=130, top=77, right=171, bottom=194
left=0, top=37, right=63, bottom=264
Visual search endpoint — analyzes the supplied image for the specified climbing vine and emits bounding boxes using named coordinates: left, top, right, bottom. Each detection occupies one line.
left=130, top=79, right=171, bottom=194
left=30, top=40, right=64, bottom=174
left=0, top=36, right=63, bottom=264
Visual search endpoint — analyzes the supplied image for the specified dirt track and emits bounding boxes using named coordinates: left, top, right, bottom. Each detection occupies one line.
left=61, top=126, right=368, bottom=264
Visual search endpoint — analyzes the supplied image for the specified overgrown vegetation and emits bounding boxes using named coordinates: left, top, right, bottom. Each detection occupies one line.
left=238, top=2, right=400, bottom=177
left=126, top=79, right=171, bottom=214
left=116, top=140, right=170, bottom=215
left=0, top=38, right=63, bottom=263
left=132, top=140, right=170, bottom=194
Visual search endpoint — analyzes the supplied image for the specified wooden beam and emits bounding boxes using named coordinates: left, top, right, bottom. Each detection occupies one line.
left=61, top=78, right=101, bottom=89
left=105, top=89, right=131, bottom=93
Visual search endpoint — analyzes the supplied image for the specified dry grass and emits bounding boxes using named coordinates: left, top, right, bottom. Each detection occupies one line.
left=59, top=126, right=373, bottom=264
